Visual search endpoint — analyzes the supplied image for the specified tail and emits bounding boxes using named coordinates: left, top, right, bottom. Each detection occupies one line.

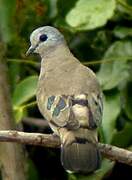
left=60, top=128, right=101, bottom=174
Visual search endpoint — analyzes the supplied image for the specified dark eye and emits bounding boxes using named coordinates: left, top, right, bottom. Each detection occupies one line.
left=39, top=34, right=48, bottom=42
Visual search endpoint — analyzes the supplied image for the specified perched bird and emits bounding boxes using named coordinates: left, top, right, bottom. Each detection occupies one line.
left=26, top=26, right=103, bottom=173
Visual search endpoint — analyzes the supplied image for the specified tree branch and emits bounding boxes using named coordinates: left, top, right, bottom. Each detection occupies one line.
left=0, top=130, right=131, bottom=166
left=0, top=130, right=60, bottom=148
left=22, top=117, right=49, bottom=129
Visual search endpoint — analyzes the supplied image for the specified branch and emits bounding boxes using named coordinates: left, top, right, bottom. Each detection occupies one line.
left=0, top=130, right=132, bottom=166
left=98, top=143, right=132, bottom=166
left=22, top=117, right=49, bottom=129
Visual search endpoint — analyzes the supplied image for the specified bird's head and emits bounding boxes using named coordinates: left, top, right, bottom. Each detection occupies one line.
left=26, top=26, right=65, bottom=56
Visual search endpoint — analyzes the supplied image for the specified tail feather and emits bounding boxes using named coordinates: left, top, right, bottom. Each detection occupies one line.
left=60, top=131, right=101, bottom=173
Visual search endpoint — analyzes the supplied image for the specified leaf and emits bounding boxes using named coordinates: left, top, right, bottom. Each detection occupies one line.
left=14, top=108, right=25, bottom=123
left=113, top=26, right=132, bottom=39
left=12, top=75, right=38, bottom=106
left=65, top=0, right=116, bottom=31
left=0, top=0, right=16, bottom=42
left=97, top=41, right=132, bottom=90
left=102, top=93, right=121, bottom=143
left=117, top=0, right=132, bottom=17
left=112, top=122, right=132, bottom=148
left=47, top=0, right=58, bottom=18
left=68, top=159, right=115, bottom=180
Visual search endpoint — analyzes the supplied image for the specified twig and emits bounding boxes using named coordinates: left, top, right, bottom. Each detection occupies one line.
left=0, top=130, right=131, bottom=166
left=22, top=117, right=49, bottom=129
left=7, top=58, right=40, bottom=67
left=98, top=143, right=132, bottom=166
left=0, top=130, right=60, bottom=148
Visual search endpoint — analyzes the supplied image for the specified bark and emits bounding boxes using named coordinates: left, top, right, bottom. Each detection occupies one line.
left=0, top=43, right=26, bottom=180
left=0, top=130, right=131, bottom=166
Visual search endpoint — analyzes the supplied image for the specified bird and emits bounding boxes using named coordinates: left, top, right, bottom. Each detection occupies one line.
left=26, top=26, right=103, bottom=174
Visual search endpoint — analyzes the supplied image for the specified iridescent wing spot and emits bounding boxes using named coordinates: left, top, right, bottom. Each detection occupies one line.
left=52, top=98, right=67, bottom=117
left=47, top=96, right=55, bottom=110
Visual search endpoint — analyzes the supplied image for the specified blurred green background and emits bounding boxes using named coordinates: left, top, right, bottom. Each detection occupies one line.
left=0, top=0, right=132, bottom=179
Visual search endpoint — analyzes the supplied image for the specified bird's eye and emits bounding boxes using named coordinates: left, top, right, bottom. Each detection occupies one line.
left=39, top=34, right=48, bottom=42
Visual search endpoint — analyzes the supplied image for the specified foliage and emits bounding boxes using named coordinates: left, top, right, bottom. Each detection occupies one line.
left=0, top=0, right=132, bottom=179
left=65, top=0, right=116, bottom=31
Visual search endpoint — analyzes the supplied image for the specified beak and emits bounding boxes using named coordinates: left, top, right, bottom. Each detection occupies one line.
left=26, top=46, right=36, bottom=56
left=26, top=43, right=39, bottom=56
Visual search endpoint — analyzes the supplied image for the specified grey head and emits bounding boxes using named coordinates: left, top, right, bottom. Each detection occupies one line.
left=26, top=26, right=65, bottom=56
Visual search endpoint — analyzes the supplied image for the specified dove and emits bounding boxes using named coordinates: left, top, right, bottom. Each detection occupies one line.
left=26, top=26, right=103, bottom=173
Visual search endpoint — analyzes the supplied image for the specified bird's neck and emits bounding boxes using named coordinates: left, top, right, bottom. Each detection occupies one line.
left=40, top=43, right=75, bottom=71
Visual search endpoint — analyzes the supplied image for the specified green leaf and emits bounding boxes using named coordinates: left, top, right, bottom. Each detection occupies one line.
left=112, top=122, right=132, bottom=148
left=97, top=41, right=132, bottom=90
left=47, top=0, right=58, bottom=18
left=102, top=93, right=121, bottom=143
left=12, top=75, right=38, bottom=106
left=117, top=0, right=132, bottom=16
left=113, top=26, right=132, bottom=39
left=14, top=108, right=24, bottom=123
left=0, top=0, right=16, bottom=42
left=68, top=159, right=115, bottom=180
left=65, top=0, right=116, bottom=31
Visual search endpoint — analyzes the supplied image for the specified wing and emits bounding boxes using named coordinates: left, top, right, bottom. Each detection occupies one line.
left=86, top=92, right=103, bottom=128
left=46, top=95, right=80, bottom=129
left=45, top=93, right=103, bottom=130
